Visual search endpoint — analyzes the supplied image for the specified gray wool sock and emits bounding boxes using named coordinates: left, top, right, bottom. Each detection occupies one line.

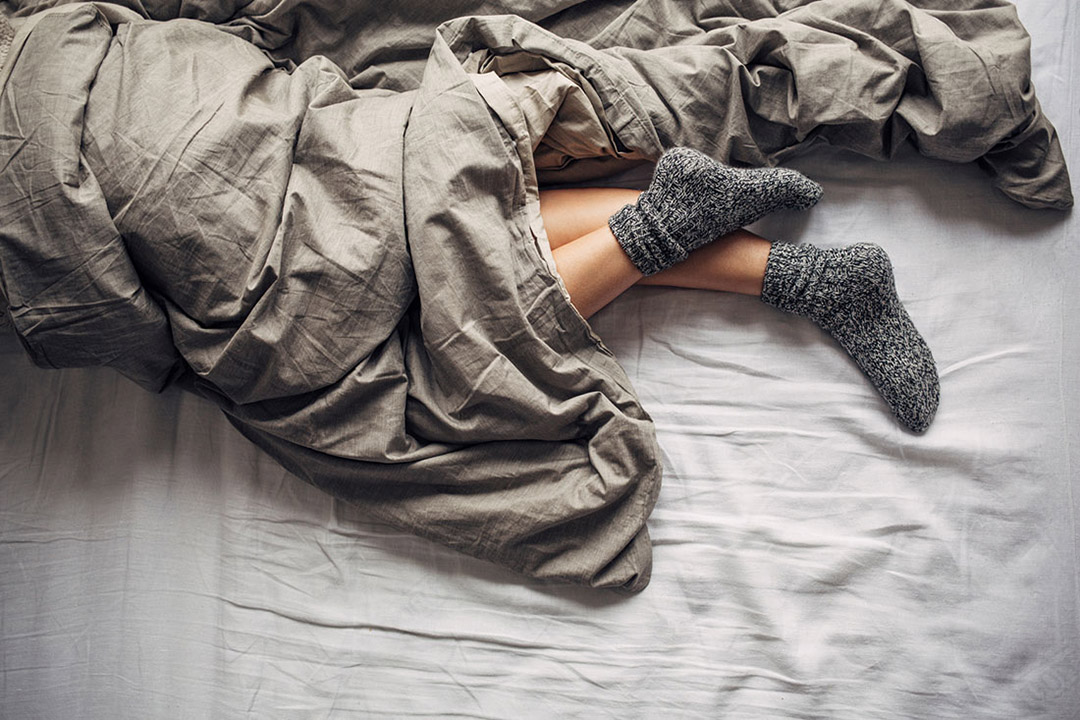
left=608, top=147, right=823, bottom=276
left=761, top=242, right=939, bottom=433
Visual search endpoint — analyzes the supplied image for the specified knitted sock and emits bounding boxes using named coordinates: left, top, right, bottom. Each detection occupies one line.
left=608, top=147, right=822, bottom=276
left=761, top=242, right=939, bottom=433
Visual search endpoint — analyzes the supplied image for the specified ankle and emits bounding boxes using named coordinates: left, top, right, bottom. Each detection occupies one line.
left=762, top=242, right=897, bottom=321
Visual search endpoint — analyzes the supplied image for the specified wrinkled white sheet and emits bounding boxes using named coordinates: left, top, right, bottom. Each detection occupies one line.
left=1, top=0, right=1077, bottom=717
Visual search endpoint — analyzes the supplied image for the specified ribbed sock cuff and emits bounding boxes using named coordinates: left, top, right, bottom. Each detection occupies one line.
left=608, top=204, right=689, bottom=276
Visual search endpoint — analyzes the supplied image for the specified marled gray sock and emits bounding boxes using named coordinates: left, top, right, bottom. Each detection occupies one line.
left=608, top=147, right=823, bottom=275
left=761, top=242, right=939, bottom=433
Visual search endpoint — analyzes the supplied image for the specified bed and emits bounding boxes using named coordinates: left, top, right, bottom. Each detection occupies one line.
left=1, top=0, right=1077, bottom=717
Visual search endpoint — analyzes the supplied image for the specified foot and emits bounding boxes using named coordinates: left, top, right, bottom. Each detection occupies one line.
left=761, top=242, right=939, bottom=433
left=608, top=147, right=823, bottom=275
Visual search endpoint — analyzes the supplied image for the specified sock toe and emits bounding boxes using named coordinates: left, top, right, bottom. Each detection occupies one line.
left=788, top=173, right=824, bottom=210
left=821, top=244, right=940, bottom=432
left=836, top=305, right=940, bottom=433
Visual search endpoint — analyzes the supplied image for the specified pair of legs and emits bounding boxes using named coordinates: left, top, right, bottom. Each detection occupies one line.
left=534, top=151, right=939, bottom=434
left=540, top=187, right=770, bottom=318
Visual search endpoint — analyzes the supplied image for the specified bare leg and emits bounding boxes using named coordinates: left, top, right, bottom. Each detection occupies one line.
left=540, top=187, right=771, bottom=317
left=546, top=224, right=643, bottom=320
left=540, top=186, right=938, bottom=432
left=636, top=231, right=770, bottom=296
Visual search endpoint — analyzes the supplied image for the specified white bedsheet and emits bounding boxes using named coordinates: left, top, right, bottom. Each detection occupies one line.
left=1, top=0, right=1077, bottom=717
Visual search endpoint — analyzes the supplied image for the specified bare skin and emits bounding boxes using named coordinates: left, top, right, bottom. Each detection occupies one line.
left=539, top=187, right=773, bottom=318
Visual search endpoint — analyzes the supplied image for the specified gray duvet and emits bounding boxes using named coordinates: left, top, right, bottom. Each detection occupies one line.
left=0, top=0, right=1070, bottom=592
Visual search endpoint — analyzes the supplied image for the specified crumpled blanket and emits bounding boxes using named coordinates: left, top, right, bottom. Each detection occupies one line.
left=0, top=0, right=1071, bottom=592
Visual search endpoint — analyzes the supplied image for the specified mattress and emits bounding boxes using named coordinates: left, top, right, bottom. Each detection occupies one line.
left=1, top=0, right=1077, bottom=717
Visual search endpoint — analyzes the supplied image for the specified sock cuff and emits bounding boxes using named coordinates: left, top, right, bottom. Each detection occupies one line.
left=608, top=204, right=689, bottom=276
left=760, top=242, right=822, bottom=315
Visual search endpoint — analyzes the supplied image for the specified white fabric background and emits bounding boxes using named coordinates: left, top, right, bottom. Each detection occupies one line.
left=1, top=0, right=1077, bottom=717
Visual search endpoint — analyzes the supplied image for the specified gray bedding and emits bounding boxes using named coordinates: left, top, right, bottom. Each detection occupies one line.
left=0, top=0, right=1071, bottom=591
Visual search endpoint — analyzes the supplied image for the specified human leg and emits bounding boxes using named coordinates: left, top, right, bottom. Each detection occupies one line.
left=607, top=147, right=822, bottom=276
left=540, top=188, right=772, bottom=300
left=539, top=145, right=822, bottom=299
left=538, top=157, right=939, bottom=432
left=547, top=223, right=644, bottom=321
